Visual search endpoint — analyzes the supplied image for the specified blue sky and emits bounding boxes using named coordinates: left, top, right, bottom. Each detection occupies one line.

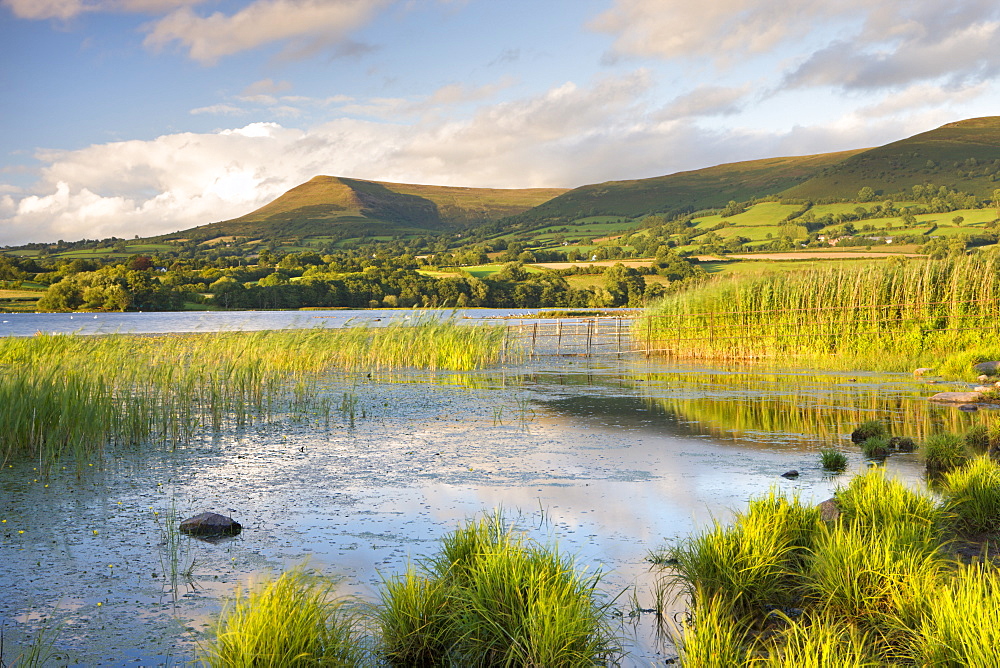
left=2, top=0, right=1000, bottom=245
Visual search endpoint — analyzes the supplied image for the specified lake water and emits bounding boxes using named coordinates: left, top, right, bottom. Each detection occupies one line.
left=0, top=312, right=983, bottom=665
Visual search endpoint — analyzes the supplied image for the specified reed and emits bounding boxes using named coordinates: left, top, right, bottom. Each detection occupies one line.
left=0, top=318, right=513, bottom=468
left=673, top=593, right=750, bottom=668
left=751, top=613, right=877, bottom=668
left=637, top=253, right=1000, bottom=369
left=198, top=566, right=367, bottom=667
left=833, top=467, right=944, bottom=537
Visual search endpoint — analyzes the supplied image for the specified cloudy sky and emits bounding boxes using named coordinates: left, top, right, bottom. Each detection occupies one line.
left=2, top=0, right=1000, bottom=246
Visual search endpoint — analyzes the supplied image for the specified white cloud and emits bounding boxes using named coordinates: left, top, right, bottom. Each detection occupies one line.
left=656, top=85, right=751, bottom=120
left=856, top=82, right=991, bottom=118
left=142, top=0, right=392, bottom=65
left=190, top=103, right=245, bottom=115
left=2, top=0, right=201, bottom=20
left=0, top=72, right=976, bottom=246
left=241, top=78, right=292, bottom=97
left=592, top=0, right=1000, bottom=92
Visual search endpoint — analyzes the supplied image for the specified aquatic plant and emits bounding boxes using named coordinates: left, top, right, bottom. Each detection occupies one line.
left=834, top=467, right=944, bottom=538
left=940, top=455, right=1000, bottom=535
left=751, top=613, right=877, bottom=668
left=820, top=448, right=848, bottom=471
left=376, top=513, right=620, bottom=666
left=851, top=420, right=888, bottom=444
left=924, top=433, right=968, bottom=473
left=636, top=254, right=1000, bottom=369
left=860, top=436, right=890, bottom=459
left=673, top=593, right=750, bottom=668
left=199, top=566, right=367, bottom=667
left=0, top=318, right=513, bottom=468
left=667, top=490, right=821, bottom=618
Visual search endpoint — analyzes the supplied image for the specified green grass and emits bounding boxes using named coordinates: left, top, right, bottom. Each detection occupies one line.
left=660, top=459, right=1000, bottom=664
left=940, top=454, right=1000, bottom=534
left=924, top=433, right=969, bottom=473
left=638, top=252, right=1000, bottom=370
left=376, top=513, right=620, bottom=666
left=820, top=449, right=848, bottom=472
left=199, top=566, right=367, bottom=667
left=0, top=319, right=514, bottom=468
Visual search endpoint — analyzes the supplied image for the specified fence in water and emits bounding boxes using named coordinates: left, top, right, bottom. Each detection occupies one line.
left=506, top=318, right=642, bottom=358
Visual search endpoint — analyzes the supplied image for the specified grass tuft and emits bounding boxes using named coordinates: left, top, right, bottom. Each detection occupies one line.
left=199, top=566, right=367, bottom=667
left=924, top=433, right=968, bottom=473
left=820, top=448, right=848, bottom=472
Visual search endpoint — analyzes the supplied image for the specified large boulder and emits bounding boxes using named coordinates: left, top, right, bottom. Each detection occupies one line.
left=817, top=498, right=840, bottom=523
left=973, top=361, right=1000, bottom=376
left=179, top=512, right=242, bottom=537
left=928, top=391, right=984, bottom=403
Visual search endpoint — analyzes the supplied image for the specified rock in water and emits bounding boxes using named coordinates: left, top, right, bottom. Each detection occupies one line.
left=781, top=470, right=799, bottom=479
left=179, top=512, right=242, bottom=537
left=928, top=391, right=983, bottom=403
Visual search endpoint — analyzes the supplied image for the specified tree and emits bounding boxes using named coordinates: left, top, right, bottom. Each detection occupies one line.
left=857, top=186, right=875, bottom=202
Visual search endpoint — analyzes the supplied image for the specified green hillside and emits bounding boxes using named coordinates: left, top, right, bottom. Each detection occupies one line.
left=514, top=150, right=865, bottom=222
left=783, top=117, right=1000, bottom=200
left=163, top=176, right=567, bottom=242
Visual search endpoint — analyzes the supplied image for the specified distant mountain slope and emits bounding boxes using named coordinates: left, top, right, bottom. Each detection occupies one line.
left=782, top=117, right=1000, bottom=200
left=166, top=176, right=567, bottom=241
left=514, top=150, right=866, bottom=222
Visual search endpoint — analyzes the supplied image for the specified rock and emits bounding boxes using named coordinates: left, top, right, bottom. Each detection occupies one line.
left=914, top=367, right=934, bottom=376
left=817, top=498, right=840, bottom=522
left=928, top=391, right=984, bottom=403
left=979, top=375, right=990, bottom=382
left=889, top=436, right=917, bottom=453
left=959, top=404, right=979, bottom=412
left=973, top=361, right=1000, bottom=376
left=975, top=386, right=994, bottom=392
left=781, top=470, right=799, bottom=479
left=179, top=512, right=242, bottom=537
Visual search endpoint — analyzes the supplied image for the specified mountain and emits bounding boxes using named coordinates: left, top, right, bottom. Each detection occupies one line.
left=162, top=117, right=1000, bottom=245
left=514, top=150, right=866, bottom=222
left=164, top=176, right=568, bottom=242
left=782, top=117, right=1000, bottom=200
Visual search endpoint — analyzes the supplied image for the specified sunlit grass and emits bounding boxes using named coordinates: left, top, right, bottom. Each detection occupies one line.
left=0, top=318, right=514, bottom=469
left=199, top=566, right=367, bottom=667
left=637, top=253, right=1000, bottom=370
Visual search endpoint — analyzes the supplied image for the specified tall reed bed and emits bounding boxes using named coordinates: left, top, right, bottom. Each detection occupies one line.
left=0, top=319, right=512, bottom=468
left=663, top=461, right=1000, bottom=665
left=637, top=253, right=1000, bottom=369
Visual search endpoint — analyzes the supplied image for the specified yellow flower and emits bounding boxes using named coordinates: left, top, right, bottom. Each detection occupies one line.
left=93, top=529, right=99, bottom=535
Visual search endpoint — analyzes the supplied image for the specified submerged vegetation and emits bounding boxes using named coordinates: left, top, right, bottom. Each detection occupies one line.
left=638, top=252, right=1000, bottom=370
left=663, top=461, right=1000, bottom=665
left=0, top=318, right=512, bottom=469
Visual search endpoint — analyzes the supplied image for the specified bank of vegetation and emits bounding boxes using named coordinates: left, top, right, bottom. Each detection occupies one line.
left=662, top=451, right=1000, bottom=665
left=637, top=251, right=1000, bottom=371
left=0, top=319, right=511, bottom=469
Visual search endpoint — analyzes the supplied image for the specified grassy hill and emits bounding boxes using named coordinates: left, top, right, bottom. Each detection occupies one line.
left=511, top=150, right=866, bottom=222
left=783, top=117, right=1000, bottom=200
left=163, top=176, right=568, bottom=242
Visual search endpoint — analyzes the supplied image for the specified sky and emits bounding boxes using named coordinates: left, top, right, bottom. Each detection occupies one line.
left=2, top=0, right=1000, bottom=246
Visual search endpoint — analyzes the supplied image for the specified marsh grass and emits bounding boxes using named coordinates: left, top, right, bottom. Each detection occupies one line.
left=199, top=566, right=367, bottom=667
left=1, top=616, right=67, bottom=668
left=658, top=463, right=1000, bottom=665
left=668, top=490, right=821, bottom=619
left=637, top=253, right=1000, bottom=369
left=0, top=318, right=513, bottom=469
left=924, top=433, right=968, bottom=473
left=940, top=454, right=1000, bottom=534
left=860, top=436, right=890, bottom=459
left=377, top=513, right=620, bottom=666
left=851, top=420, right=887, bottom=444
left=155, top=502, right=197, bottom=602
left=819, top=449, right=847, bottom=472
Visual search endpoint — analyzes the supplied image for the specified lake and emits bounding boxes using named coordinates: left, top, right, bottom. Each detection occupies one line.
left=0, top=311, right=977, bottom=665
